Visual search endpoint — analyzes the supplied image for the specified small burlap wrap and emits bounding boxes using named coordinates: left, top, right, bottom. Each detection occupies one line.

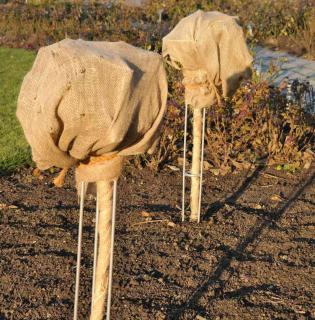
left=17, top=39, right=167, bottom=183
left=162, top=10, right=253, bottom=108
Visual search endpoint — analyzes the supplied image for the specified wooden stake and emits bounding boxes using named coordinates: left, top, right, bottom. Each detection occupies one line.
left=190, top=108, right=202, bottom=221
left=90, top=180, right=113, bottom=320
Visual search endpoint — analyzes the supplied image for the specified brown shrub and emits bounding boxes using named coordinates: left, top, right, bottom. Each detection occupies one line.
left=138, top=78, right=314, bottom=174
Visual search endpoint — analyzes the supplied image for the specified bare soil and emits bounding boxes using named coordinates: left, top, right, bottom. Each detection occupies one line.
left=0, top=165, right=314, bottom=320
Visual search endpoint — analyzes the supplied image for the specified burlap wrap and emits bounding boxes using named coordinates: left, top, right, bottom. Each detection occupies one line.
left=17, top=39, right=167, bottom=183
left=162, top=10, right=253, bottom=108
left=75, top=154, right=124, bottom=183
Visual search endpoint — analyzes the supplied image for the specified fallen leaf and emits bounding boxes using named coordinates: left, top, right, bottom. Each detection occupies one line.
left=32, top=168, right=42, bottom=177
left=270, top=194, right=283, bottom=202
left=155, top=311, right=166, bottom=320
left=177, top=157, right=184, bottom=166
left=252, top=203, right=263, bottom=209
left=224, top=204, right=234, bottom=212
left=304, top=160, right=312, bottom=170
left=139, top=211, right=153, bottom=218
left=210, top=168, right=220, bottom=176
left=167, top=221, right=176, bottom=227
left=166, top=164, right=180, bottom=171
left=203, top=161, right=212, bottom=171
left=0, top=203, right=18, bottom=209
left=305, top=148, right=314, bottom=157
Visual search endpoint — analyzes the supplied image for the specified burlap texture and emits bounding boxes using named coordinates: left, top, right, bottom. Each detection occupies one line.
left=162, top=10, right=253, bottom=108
left=17, top=39, right=168, bottom=176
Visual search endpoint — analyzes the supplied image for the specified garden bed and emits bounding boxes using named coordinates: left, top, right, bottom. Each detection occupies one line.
left=0, top=2, right=314, bottom=319
left=0, top=165, right=314, bottom=319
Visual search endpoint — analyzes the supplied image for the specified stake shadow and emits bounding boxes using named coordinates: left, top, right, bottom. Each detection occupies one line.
left=203, top=165, right=265, bottom=220
left=126, top=203, right=178, bottom=214
left=168, top=169, right=314, bottom=319
left=15, top=248, right=76, bottom=258
left=292, top=237, right=315, bottom=245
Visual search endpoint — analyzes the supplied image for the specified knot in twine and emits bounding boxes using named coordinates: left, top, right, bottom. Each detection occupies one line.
left=182, top=69, right=222, bottom=109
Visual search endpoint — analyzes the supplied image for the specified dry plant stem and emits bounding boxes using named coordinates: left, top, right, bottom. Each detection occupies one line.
left=132, top=219, right=169, bottom=226
left=90, top=180, right=113, bottom=320
left=181, top=102, right=188, bottom=222
left=190, top=108, right=202, bottom=222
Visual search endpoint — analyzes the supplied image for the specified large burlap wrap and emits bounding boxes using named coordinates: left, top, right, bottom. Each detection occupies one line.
left=162, top=10, right=253, bottom=108
left=17, top=39, right=167, bottom=182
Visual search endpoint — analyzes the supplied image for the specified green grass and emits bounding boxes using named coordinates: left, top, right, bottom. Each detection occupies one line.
left=0, top=47, right=35, bottom=173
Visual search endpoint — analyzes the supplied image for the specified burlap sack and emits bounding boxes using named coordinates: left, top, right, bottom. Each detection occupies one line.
left=162, top=10, right=253, bottom=108
left=17, top=39, right=168, bottom=179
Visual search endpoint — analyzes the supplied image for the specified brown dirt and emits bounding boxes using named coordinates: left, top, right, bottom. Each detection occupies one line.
left=0, top=165, right=314, bottom=320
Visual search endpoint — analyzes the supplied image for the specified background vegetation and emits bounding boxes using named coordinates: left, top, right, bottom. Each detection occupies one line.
left=0, top=47, right=34, bottom=172
left=0, top=0, right=314, bottom=58
left=0, top=0, right=314, bottom=174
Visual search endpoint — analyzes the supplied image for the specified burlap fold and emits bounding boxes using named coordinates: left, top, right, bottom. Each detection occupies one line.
left=162, top=10, right=253, bottom=108
left=17, top=39, right=168, bottom=182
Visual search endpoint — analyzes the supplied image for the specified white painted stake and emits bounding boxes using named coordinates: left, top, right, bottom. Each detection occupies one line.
left=181, top=102, right=189, bottom=222
left=106, top=179, right=117, bottom=320
left=73, top=181, right=86, bottom=320
left=91, top=192, right=100, bottom=309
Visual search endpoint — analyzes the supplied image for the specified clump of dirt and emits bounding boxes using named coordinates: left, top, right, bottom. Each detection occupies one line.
left=0, top=165, right=314, bottom=319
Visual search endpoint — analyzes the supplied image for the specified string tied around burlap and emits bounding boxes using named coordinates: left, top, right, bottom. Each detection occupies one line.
left=182, top=68, right=222, bottom=109
left=75, top=154, right=124, bottom=185
left=53, top=154, right=124, bottom=193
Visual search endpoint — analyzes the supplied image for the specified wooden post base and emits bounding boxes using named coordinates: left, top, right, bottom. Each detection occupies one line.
left=90, top=181, right=113, bottom=320
left=190, top=108, right=202, bottom=221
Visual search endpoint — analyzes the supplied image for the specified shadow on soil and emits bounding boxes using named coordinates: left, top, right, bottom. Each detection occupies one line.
left=167, top=168, right=314, bottom=319
left=204, top=165, right=265, bottom=220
